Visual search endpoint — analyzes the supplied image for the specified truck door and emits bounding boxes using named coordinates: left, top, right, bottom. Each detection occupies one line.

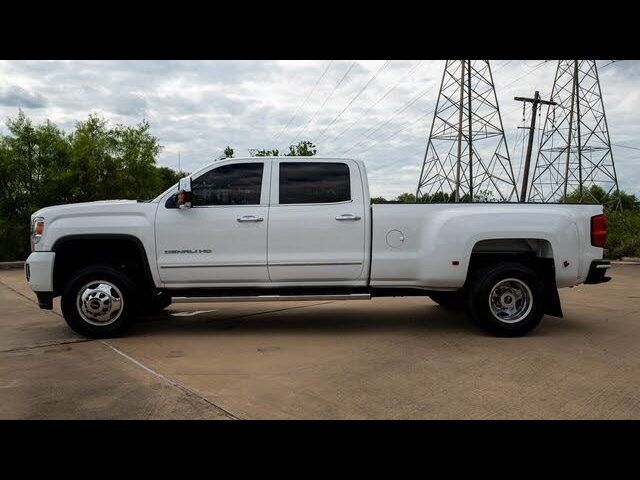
left=155, top=160, right=270, bottom=286
left=267, top=160, right=366, bottom=283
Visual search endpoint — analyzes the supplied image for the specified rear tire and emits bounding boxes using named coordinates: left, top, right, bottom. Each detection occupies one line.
left=429, top=291, right=466, bottom=310
left=61, top=265, right=138, bottom=338
left=467, top=262, right=544, bottom=337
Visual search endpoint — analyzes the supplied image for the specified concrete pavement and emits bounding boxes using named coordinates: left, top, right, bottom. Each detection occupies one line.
left=1, top=265, right=639, bottom=419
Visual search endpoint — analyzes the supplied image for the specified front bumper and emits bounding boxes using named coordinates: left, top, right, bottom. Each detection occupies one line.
left=35, top=292, right=54, bottom=310
left=25, top=252, right=56, bottom=306
left=584, top=260, right=611, bottom=284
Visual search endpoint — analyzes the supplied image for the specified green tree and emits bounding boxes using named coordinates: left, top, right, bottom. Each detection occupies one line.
left=286, top=140, right=316, bottom=156
left=613, top=190, right=639, bottom=210
left=0, top=112, right=167, bottom=261
left=563, top=185, right=639, bottom=211
left=249, top=140, right=316, bottom=158
left=254, top=148, right=279, bottom=157
left=429, top=191, right=453, bottom=202
left=396, top=192, right=416, bottom=203
left=224, top=146, right=234, bottom=158
left=0, top=111, right=71, bottom=261
left=457, top=190, right=495, bottom=202
left=370, top=196, right=388, bottom=204
left=65, top=115, right=163, bottom=201
left=111, top=119, right=163, bottom=199
left=157, top=166, right=189, bottom=192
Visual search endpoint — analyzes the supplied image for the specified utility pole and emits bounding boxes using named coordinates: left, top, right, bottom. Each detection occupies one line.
left=514, top=91, right=556, bottom=202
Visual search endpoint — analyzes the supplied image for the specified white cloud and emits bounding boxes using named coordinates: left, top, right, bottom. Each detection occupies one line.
left=0, top=59, right=637, bottom=198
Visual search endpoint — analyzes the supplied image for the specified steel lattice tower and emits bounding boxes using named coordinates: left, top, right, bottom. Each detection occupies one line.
left=416, top=60, right=517, bottom=202
left=527, top=60, right=620, bottom=206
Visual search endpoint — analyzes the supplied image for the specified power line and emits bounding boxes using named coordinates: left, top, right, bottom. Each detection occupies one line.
left=612, top=143, right=640, bottom=151
left=498, top=60, right=515, bottom=70
left=524, top=60, right=549, bottom=69
left=338, top=60, right=459, bottom=154
left=323, top=60, right=425, bottom=145
left=342, top=61, right=516, bottom=155
left=352, top=107, right=434, bottom=156
left=350, top=62, right=553, bottom=195
left=332, top=61, right=509, bottom=155
left=487, top=60, right=555, bottom=120
left=601, top=60, right=623, bottom=69
left=504, top=60, right=550, bottom=92
left=313, top=60, right=391, bottom=144
left=342, top=81, right=438, bottom=155
left=343, top=60, right=519, bottom=156
left=288, top=60, right=358, bottom=146
left=274, top=60, right=334, bottom=144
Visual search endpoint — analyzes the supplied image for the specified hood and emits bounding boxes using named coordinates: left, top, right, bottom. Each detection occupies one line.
left=29, top=199, right=160, bottom=253
left=32, top=200, right=140, bottom=219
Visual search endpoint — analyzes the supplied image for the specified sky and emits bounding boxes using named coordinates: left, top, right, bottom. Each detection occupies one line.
left=0, top=60, right=638, bottom=199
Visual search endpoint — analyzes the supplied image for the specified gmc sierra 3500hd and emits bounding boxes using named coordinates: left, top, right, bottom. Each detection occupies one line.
left=25, top=156, right=611, bottom=338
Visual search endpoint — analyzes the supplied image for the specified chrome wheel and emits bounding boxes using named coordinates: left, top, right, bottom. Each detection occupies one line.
left=76, top=280, right=124, bottom=326
left=488, top=278, right=533, bottom=324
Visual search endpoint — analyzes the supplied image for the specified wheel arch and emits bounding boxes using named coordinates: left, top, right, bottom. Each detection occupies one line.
left=51, top=234, right=156, bottom=296
left=467, top=238, right=562, bottom=318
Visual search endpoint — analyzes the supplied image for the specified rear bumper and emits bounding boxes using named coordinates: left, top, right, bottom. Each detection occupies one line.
left=584, top=260, right=611, bottom=284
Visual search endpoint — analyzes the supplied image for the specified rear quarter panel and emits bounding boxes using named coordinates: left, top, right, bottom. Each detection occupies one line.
left=370, top=203, right=603, bottom=289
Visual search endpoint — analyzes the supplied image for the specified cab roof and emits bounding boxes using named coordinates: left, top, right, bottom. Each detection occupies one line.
left=219, top=156, right=358, bottom=162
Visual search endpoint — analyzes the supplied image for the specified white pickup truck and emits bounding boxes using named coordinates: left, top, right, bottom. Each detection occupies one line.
left=25, top=156, right=611, bottom=338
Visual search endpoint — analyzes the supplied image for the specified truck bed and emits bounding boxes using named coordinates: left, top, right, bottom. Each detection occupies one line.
left=370, top=202, right=603, bottom=289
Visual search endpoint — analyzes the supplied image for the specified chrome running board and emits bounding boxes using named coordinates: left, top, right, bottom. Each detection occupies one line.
left=171, top=293, right=371, bottom=303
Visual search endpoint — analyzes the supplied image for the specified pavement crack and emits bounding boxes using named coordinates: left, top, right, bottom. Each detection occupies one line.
left=0, top=338, right=94, bottom=354
left=0, top=277, right=63, bottom=318
left=101, top=340, right=241, bottom=420
left=206, top=301, right=336, bottom=329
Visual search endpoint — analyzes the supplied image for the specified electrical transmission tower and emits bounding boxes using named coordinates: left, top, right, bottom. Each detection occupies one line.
left=416, top=60, right=517, bottom=202
left=527, top=60, right=620, bottom=207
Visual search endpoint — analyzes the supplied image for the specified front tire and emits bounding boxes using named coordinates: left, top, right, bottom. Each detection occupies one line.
left=467, top=262, right=544, bottom=337
left=61, top=265, right=138, bottom=338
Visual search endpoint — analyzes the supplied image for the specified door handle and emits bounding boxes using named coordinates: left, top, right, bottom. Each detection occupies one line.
left=237, top=215, right=264, bottom=222
left=335, top=214, right=361, bottom=221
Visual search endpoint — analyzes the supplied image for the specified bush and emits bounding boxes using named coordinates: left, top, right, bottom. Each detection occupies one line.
left=606, top=210, right=640, bottom=259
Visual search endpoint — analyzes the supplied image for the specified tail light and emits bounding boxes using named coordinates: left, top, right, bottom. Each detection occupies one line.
left=591, top=213, right=607, bottom=248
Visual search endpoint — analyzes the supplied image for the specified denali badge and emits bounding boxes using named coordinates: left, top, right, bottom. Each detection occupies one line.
left=164, top=249, right=213, bottom=254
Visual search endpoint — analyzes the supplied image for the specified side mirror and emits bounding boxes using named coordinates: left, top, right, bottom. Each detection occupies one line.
left=177, top=177, right=192, bottom=209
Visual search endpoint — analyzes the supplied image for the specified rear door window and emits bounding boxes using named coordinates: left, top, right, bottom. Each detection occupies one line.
left=279, top=162, right=351, bottom=204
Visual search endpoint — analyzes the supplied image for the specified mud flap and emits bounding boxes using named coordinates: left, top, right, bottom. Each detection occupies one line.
left=542, top=265, right=563, bottom=318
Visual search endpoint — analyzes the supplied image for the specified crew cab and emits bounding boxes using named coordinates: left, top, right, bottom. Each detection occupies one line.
left=25, top=156, right=611, bottom=338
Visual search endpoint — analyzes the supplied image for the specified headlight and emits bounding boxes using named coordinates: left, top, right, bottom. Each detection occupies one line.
left=30, top=216, right=45, bottom=251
